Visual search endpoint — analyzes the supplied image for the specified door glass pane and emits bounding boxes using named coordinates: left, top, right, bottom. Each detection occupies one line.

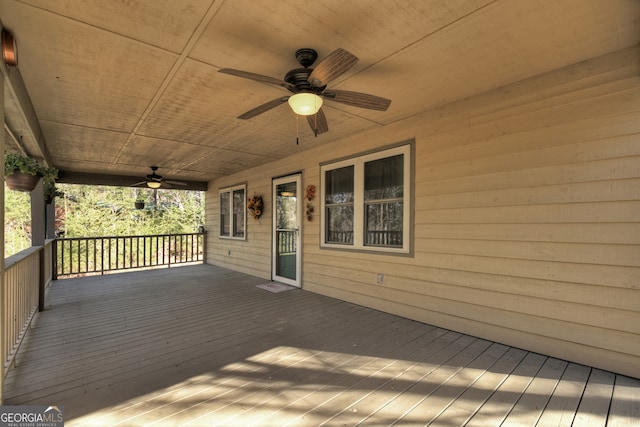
left=276, top=182, right=297, bottom=280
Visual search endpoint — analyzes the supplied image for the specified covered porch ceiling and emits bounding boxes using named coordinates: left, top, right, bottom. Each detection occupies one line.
left=1, top=1, right=639, bottom=190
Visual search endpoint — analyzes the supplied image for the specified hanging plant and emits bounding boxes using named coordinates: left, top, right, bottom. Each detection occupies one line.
left=5, top=152, right=60, bottom=198
left=5, top=152, right=44, bottom=192
left=134, top=190, right=147, bottom=210
left=247, top=194, right=263, bottom=219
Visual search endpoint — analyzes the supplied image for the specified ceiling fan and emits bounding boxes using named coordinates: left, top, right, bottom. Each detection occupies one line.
left=219, top=48, right=391, bottom=135
left=133, top=166, right=187, bottom=189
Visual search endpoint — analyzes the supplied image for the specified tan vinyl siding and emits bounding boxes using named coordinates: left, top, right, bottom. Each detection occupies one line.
left=206, top=46, right=640, bottom=378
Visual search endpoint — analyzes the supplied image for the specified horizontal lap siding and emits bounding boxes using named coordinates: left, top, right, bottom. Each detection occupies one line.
left=207, top=47, right=640, bottom=378
left=206, top=181, right=272, bottom=279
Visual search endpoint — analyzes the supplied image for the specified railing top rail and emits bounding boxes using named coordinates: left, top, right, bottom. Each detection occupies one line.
left=5, top=246, right=42, bottom=270
left=56, top=232, right=206, bottom=242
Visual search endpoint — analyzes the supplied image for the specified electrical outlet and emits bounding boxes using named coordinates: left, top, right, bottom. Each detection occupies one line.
left=377, top=273, right=384, bottom=284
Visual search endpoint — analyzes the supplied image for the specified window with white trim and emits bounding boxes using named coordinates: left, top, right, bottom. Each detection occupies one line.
left=321, top=144, right=411, bottom=253
left=219, top=184, right=246, bottom=239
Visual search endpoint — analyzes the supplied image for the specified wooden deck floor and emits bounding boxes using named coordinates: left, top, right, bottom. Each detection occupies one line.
left=3, top=264, right=639, bottom=426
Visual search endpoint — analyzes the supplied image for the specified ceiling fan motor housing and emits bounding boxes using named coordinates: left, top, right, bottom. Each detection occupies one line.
left=147, top=166, right=162, bottom=181
left=284, top=48, right=326, bottom=94
left=285, top=68, right=314, bottom=92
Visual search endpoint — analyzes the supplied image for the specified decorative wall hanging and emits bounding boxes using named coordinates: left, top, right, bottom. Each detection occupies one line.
left=305, top=184, right=316, bottom=221
left=247, top=193, right=263, bottom=220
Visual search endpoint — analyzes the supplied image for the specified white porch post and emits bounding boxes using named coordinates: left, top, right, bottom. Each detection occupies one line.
left=31, top=179, right=46, bottom=311
left=46, top=201, right=56, bottom=239
left=31, top=179, right=45, bottom=246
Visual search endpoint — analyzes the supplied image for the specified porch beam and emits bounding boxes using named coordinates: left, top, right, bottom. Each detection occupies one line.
left=58, top=171, right=208, bottom=191
left=1, top=52, right=53, bottom=167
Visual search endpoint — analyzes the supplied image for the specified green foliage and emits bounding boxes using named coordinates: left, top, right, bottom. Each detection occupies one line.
left=4, top=183, right=32, bottom=256
left=5, top=152, right=62, bottom=202
left=4, top=183, right=205, bottom=257
left=57, top=184, right=205, bottom=237
left=4, top=152, right=43, bottom=176
left=43, top=169, right=62, bottom=202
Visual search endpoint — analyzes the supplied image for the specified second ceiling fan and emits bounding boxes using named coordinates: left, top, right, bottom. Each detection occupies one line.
left=219, top=48, right=391, bottom=136
left=133, top=166, right=187, bottom=189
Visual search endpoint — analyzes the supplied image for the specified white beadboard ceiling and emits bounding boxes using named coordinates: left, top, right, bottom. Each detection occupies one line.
left=1, top=0, right=639, bottom=187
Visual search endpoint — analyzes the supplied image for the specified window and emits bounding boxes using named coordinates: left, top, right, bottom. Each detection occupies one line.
left=325, top=165, right=354, bottom=244
left=321, top=144, right=411, bottom=253
left=219, top=184, right=246, bottom=239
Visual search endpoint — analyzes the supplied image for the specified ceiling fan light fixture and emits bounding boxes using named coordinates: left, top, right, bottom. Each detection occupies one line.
left=288, top=92, right=322, bottom=116
left=146, top=181, right=161, bottom=189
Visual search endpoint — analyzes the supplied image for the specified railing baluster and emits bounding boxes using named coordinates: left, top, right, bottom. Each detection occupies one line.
left=60, top=239, right=64, bottom=276
left=4, top=247, right=42, bottom=377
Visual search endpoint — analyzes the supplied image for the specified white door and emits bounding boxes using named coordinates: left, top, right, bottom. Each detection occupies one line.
left=272, top=174, right=302, bottom=287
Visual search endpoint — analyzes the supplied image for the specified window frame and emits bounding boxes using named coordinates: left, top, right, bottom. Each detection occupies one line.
left=219, top=183, right=247, bottom=240
left=320, top=143, right=412, bottom=254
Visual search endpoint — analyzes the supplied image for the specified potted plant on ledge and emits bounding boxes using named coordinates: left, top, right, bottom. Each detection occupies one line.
left=5, top=152, right=44, bottom=192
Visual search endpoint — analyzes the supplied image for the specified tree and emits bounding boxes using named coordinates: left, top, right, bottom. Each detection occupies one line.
left=4, top=183, right=205, bottom=257
left=4, top=183, right=31, bottom=256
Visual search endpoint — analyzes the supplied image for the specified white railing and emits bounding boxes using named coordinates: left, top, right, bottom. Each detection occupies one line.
left=2, top=241, right=52, bottom=378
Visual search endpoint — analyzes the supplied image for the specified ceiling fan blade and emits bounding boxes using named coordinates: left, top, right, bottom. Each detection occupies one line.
left=238, top=97, right=289, bottom=119
left=306, top=108, right=328, bottom=136
left=165, top=180, right=187, bottom=186
left=132, top=181, right=147, bottom=187
left=323, top=89, right=391, bottom=111
left=307, top=48, right=358, bottom=88
left=219, top=68, right=293, bottom=90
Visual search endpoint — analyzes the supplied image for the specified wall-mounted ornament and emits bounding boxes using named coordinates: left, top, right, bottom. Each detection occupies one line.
left=247, top=194, right=263, bottom=220
left=305, top=184, right=316, bottom=221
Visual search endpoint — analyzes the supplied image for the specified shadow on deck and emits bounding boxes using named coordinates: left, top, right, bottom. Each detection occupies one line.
left=3, top=264, right=638, bottom=426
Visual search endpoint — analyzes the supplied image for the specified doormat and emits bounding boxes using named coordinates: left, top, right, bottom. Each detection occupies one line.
left=256, top=282, right=297, bottom=293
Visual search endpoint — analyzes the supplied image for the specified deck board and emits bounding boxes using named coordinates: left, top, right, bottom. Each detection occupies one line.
left=608, top=374, right=640, bottom=426
left=3, top=264, right=638, bottom=426
left=573, top=369, right=615, bottom=427
left=535, top=363, right=590, bottom=427
left=427, top=346, right=529, bottom=426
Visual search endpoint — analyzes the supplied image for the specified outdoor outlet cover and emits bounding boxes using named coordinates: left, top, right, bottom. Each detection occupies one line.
left=377, top=274, right=384, bottom=284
